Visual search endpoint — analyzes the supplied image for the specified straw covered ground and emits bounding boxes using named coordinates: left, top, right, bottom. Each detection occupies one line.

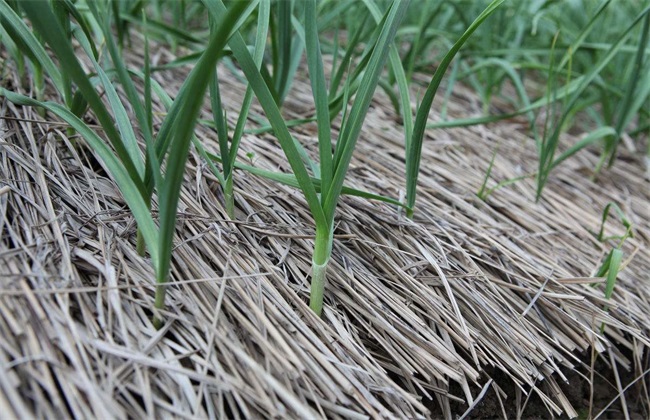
left=1, top=40, right=649, bottom=419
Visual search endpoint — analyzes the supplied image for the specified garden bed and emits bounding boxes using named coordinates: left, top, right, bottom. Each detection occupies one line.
left=1, top=35, right=649, bottom=419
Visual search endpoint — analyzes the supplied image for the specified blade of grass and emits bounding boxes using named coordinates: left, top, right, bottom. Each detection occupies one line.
left=592, top=202, right=634, bottom=243
left=305, top=0, right=332, bottom=200
left=241, top=116, right=316, bottom=135
left=284, top=15, right=306, bottom=104
left=210, top=67, right=230, bottom=175
left=606, top=9, right=650, bottom=166
left=440, top=57, right=460, bottom=120
left=51, top=0, right=72, bottom=109
left=219, top=0, right=270, bottom=218
left=153, top=0, right=251, bottom=327
left=137, top=9, right=154, bottom=256
left=550, top=126, right=617, bottom=171
left=406, top=0, right=506, bottom=217
left=19, top=1, right=145, bottom=195
left=477, top=146, right=498, bottom=201
left=327, top=11, right=371, bottom=103
left=403, top=0, right=440, bottom=83
left=591, top=247, right=622, bottom=332
left=361, top=0, right=413, bottom=149
left=206, top=151, right=406, bottom=208
left=603, top=249, right=622, bottom=301
left=272, top=0, right=292, bottom=105
left=70, top=8, right=146, bottom=179
left=323, top=0, right=410, bottom=223
left=87, top=1, right=156, bottom=171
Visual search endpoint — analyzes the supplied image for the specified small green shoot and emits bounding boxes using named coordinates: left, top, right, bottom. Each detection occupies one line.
left=592, top=202, right=634, bottom=244
left=476, top=144, right=533, bottom=201
left=590, top=202, right=634, bottom=331
left=477, top=146, right=499, bottom=201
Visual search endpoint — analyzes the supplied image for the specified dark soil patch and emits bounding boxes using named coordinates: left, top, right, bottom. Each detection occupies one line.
left=422, top=347, right=650, bottom=419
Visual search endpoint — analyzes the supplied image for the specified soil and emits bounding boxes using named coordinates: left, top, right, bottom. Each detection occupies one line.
left=425, top=348, right=650, bottom=419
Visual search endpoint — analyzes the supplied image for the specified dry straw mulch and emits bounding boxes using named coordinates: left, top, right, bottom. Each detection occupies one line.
left=1, top=41, right=649, bottom=419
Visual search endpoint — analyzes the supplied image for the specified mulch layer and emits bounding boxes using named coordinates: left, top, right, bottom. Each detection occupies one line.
left=1, top=39, right=649, bottom=419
